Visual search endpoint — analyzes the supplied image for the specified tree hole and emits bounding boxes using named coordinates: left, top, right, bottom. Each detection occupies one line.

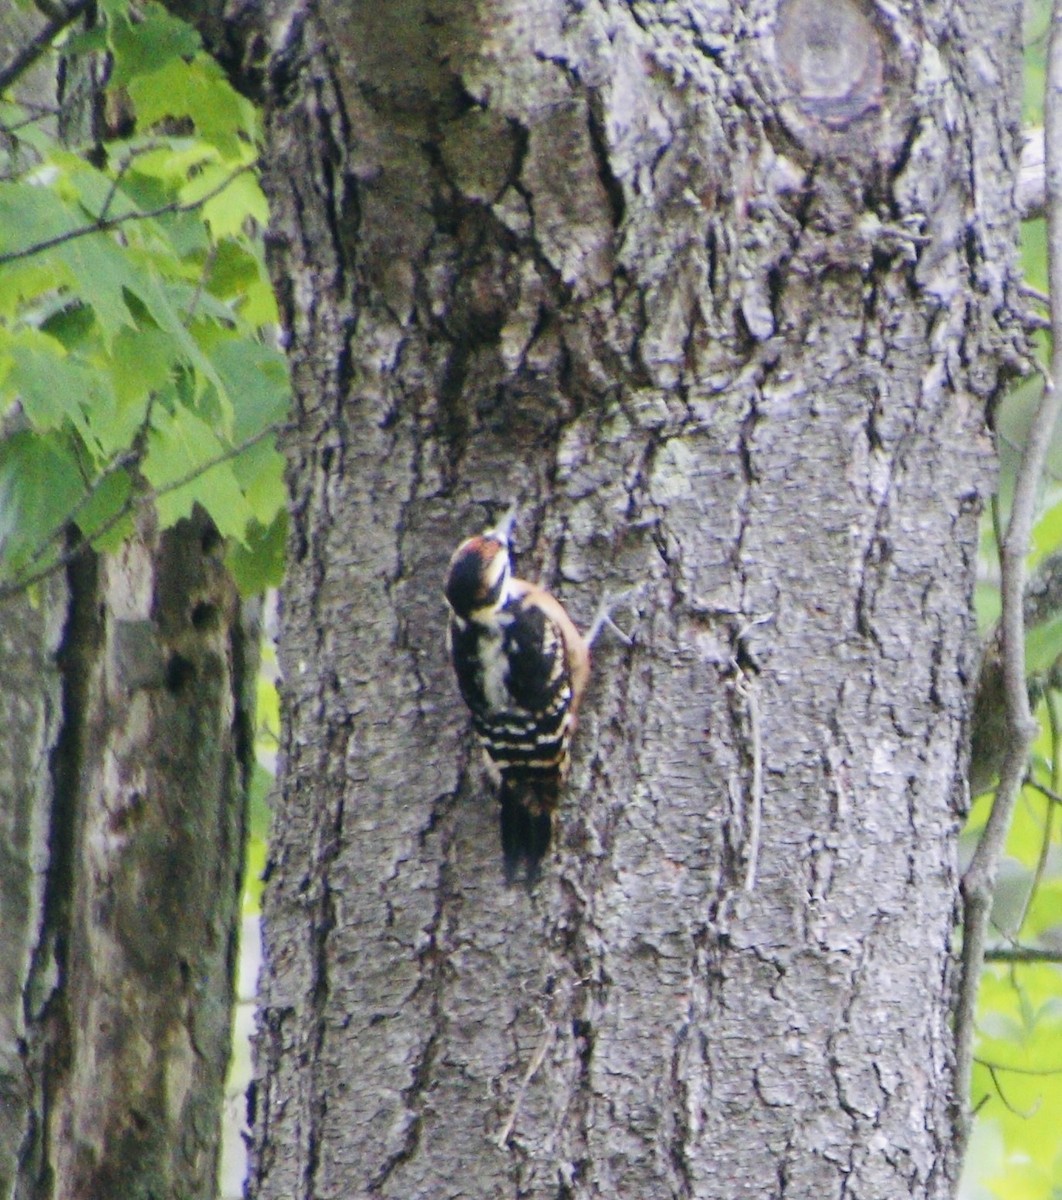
left=191, top=601, right=219, bottom=631
left=165, top=653, right=197, bottom=692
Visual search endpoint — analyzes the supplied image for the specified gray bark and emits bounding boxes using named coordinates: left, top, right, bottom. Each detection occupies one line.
left=0, top=576, right=66, bottom=1199
left=172, top=0, right=1024, bottom=1196
left=0, top=513, right=256, bottom=1200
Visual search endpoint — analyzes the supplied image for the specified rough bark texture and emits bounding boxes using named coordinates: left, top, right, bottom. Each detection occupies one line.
left=0, top=577, right=66, bottom=1200
left=0, top=512, right=256, bottom=1200
left=224, top=1, right=1022, bottom=1197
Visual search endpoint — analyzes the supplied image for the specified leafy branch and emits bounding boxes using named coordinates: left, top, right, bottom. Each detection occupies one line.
left=0, top=162, right=254, bottom=267
left=0, top=417, right=286, bottom=603
left=0, top=2, right=286, bottom=599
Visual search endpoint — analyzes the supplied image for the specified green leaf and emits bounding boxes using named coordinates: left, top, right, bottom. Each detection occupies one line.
left=1022, top=217, right=1048, bottom=296
left=48, top=148, right=138, bottom=223
left=107, top=5, right=201, bottom=88
left=227, top=509, right=287, bottom=595
left=126, top=139, right=219, bottom=187
left=96, top=0, right=131, bottom=19
left=208, top=239, right=278, bottom=325
left=1025, top=612, right=1062, bottom=674
left=39, top=299, right=97, bottom=349
left=54, top=233, right=140, bottom=342
left=0, top=327, right=114, bottom=446
left=233, top=439, right=285, bottom=527
left=94, top=326, right=181, bottom=453
left=0, top=179, right=82, bottom=257
left=195, top=168, right=268, bottom=239
left=144, top=404, right=254, bottom=537
left=1020, top=878, right=1062, bottom=941
left=207, top=338, right=290, bottom=440
left=1032, top=493, right=1062, bottom=563
left=127, top=56, right=257, bottom=158
left=77, top=467, right=133, bottom=552
left=0, top=432, right=84, bottom=576
left=61, top=26, right=109, bottom=57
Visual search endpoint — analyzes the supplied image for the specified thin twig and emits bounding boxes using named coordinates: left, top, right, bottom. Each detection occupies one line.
left=97, top=144, right=154, bottom=226
left=1026, top=777, right=1062, bottom=806
left=983, top=945, right=1062, bottom=963
left=1022, top=281, right=1052, bottom=308
left=1023, top=309, right=1053, bottom=332
left=977, top=1054, right=1062, bottom=1078
left=1017, top=282, right=1051, bottom=309
left=983, top=1063, right=1041, bottom=1119
left=0, top=0, right=93, bottom=95
left=955, top=0, right=1062, bottom=1152
left=9, top=392, right=160, bottom=580
left=1015, top=693, right=1060, bottom=932
left=0, top=164, right=253, bottom=267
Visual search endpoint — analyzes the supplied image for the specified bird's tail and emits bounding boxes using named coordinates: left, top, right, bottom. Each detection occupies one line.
left=499, top=770, right=562, bottom=885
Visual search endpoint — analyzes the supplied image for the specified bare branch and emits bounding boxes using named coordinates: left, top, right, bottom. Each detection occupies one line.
left=1026, top=777, right=1062, bottom=806
left=982, top=1063, right=1041, bottom=1119
left=0, top=0, right=93, bottom=95
left=494, top=1022, right=555, bottom=1148
left=1014, top=695, right=1060, bottom=933
left=976, top=1054, right=1062, bottom=1078
left=984, top=946, right=1062, bottom=964
left=955, top=0, right=1062, bottom=1148
left=1022, top=281, right=1051, bottom=308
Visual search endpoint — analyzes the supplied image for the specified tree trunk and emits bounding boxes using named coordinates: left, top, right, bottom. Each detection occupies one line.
left=0, top=575, right=66, bottom=1200
left=0, top=15, right=260, bottom=1191
left=200, top=1, right=1022, bottom=1196
left=0, top=511, right=256, bottom=1200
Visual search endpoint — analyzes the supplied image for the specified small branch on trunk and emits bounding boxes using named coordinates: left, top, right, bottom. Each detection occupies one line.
left=494, top=1023, right=555, bottom=1149
left=955, top=0, right=1062, bottom=1155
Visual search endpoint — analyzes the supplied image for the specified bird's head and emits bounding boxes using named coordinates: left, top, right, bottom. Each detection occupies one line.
left=444, top=507, right=517, bottom=623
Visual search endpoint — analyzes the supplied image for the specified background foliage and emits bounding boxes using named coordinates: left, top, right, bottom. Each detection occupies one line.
left=962, top=3, right=1062, bottom=1195
left=0, top=0, right=288, bottom=598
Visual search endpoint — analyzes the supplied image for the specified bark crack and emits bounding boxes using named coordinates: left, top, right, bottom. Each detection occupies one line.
left=22, top=549, right=100, bottom=1190
left=302, top=789, right=343, bottom=1197
left=368, top=812, right=452, bottom=1193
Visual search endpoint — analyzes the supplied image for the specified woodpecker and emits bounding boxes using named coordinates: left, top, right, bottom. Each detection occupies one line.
left=444, top=509, right=590, bottom=883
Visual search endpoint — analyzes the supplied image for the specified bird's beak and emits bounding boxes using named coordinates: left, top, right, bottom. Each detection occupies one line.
left=487, top=499, right=519, bottom=545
